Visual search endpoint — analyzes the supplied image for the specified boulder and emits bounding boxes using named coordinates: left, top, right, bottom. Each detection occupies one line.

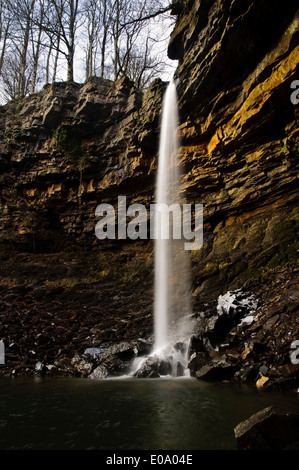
left=234, top=406, right=299, bottom=450
left=70, top=339, right=152, bottom=378
left=134, top=363, right=160, bottom=379
left=105, top=341, right=138, bottom=361
left=191, top=289, right=258, bottom=351
left=134, top=355, right=172, bottom=378
left=188, top=351, right=211, bottom=377
left=83, top=347, right=107, bottom=358
left=88, top=365, right=109, bottom=380
left=71, top=354, right=93, bottom=377
left=196, top=362, right=238, bottom=382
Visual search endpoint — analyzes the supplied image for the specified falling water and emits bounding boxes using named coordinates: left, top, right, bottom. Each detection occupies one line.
left=153, top=77, right=192, bottom=354
left=132, top=78, right=193, bottom=377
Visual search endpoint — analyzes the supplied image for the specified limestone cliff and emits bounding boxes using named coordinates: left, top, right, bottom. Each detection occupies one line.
left=0, top=0, right=298, bottom=387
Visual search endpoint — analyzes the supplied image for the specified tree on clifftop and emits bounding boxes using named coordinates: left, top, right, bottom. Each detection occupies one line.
left=0, top=0, right=176, bottom=102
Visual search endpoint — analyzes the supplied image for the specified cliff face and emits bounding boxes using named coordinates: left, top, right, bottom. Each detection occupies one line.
left=0, top=76, right=165, bottom=374
left=0, top=76, right=164, bottom=252
left=168, top=0, right=299, bottom=301
left=0, top=1, right=298, bottom=384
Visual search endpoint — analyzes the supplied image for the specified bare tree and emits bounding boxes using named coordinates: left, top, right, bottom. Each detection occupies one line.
left=119, top=1, right=173, bottom=28
left=0, top=0, right=12, bottom=75
left=108, top=0, right=175, bottom=88
left=126, top=35, right=168, bottom=89
left=82, top=0, right=112, bottom=79
left=1, top=50, right=20, bottom=99
left=41, top=0, right=82, bottom=82
left=19, top=0, right=36, bottom=97
left=5, top=0, right=36, bottom=97
left=99, top=0, right=110, bottom=77
left=30, top=0, right=46, bottom=93
left=83, top=0, right=100, bottom=78
left=0, top=0, right=175, bottom=103
left=1, top=47, right=35, bottom=99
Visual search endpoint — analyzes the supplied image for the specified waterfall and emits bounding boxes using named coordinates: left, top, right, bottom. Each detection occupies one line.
left=153, top=77, right=192, bottom=353
left=132, top=78, right=193, bottom=378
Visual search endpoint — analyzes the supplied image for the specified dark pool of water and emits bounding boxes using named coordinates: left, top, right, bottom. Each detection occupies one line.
left=0, top=376, right=298, bottom=450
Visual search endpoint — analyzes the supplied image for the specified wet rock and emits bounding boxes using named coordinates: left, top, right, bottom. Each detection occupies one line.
left=261, top=376, right=299, bottom=392
left=0, top=0, right=298, bottom=387
left=188, top=352, right=211, bottom=377
left=96, top=353, right=126, bottom=376
left=147, top=356, right=172, bottom=376
left=106, top=341, right=138, bottom=361
left=196, top=362, right=238, bottom=382
left=134, top=355, right=172, bottom=378
left=259, top=365, right=269, bottom=376
left=173, top=342, right=188, bottom=355
left=53, top=355, right=78, bottom=376
left=256, top=376, right=269, bottom=389
left=83, top=347, right=107, bottom=358
left=188, top=334, right=206, bottom=356
left=134, top=364, right=160, bottom=379
left=192, top=289, right=259, bottom=350
left=71, top=350, right=122, bottom=377
left=234, top=365, right=259, bottom=384
left=136, top=338, right=153, bottom=355
left=88, top=365, right=109, bottom=380
left=186, top=289, right=260, bottom=379
left=176, top=361, right=185, bottom=377
left=34, top=361, right=46, bottom=374
left=70, top=339, right=151, bottom=378
left=234, top=406, right=299, bottom=450
left=71, top=354, right=93, bottom=377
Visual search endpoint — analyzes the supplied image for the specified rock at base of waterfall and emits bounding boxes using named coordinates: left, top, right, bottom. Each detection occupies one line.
left=133, top=343, right=189, bottom=378
left=134, top=356, right=172, bottom=378
left=88, top=365, right=109, bottom=380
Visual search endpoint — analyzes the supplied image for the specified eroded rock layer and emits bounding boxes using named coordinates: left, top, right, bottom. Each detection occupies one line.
left=171, top=0, right=299, bottom=300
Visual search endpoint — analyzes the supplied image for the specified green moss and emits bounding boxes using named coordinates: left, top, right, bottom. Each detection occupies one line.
left=248, top=239, right=299, bottom=281
left=290, top=207, right=299, bottom=217
left=52, top=125, right=89, bottom=190
left=52, top=126, right=82, bottom=162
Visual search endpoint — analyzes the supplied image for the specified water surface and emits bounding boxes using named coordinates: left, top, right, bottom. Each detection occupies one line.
left=0, top=376, right=298, bottom=450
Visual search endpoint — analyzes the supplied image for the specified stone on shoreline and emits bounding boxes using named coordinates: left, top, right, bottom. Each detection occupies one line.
left=234, top=406, right=299, bottom=450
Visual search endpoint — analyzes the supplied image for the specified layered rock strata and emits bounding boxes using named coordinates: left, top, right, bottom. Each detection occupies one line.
left=0, top=0, right=298, bottom=386
left=169, top=0, right=299, bottom=301
left=0, top=76, right=165, bottom=251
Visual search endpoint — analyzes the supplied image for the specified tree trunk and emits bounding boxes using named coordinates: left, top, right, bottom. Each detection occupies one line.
left=100, top=23, right=108, bottom=78
left=100, top=0, right=108, bottom=78
left=113, top=0, right=120, bottom=82
left=67, top=45, right=74, bottom=82
left=30, top=8, right=44, bottom=93
left=18, top=18, right=31, bottom=96
left=45, top=39, right=53, bottom=84
left=17, top=0, right=36, bottom=97
left=86, top=32, right=93, bottom=78
left=0, top=20, right=10, bottom=75
left=67, top=0, right=77, bottom=83
left=53, top=34, right=61, bottom=82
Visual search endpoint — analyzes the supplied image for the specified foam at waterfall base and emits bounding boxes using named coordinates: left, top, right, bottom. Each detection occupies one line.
left=131, top=339, right=191, bottom=379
